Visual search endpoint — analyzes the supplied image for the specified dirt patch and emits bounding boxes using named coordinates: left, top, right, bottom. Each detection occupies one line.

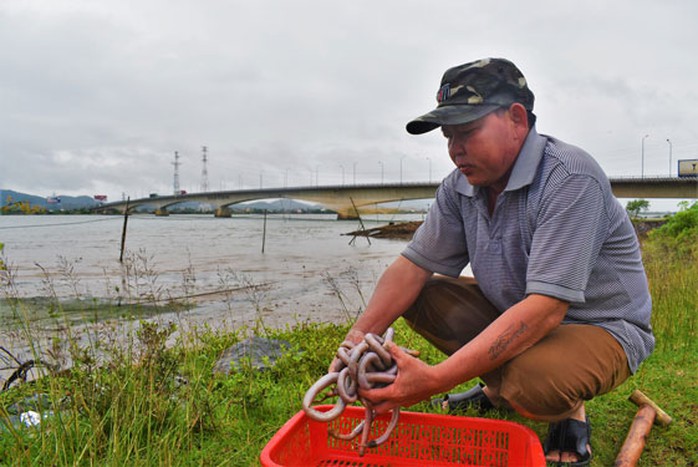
left=343, top=221, right=423, bottom=240
left=633, top=219, right=667, bottom=239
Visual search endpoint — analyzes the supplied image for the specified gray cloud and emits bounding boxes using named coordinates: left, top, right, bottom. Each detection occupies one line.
left=1, top=0, right=697, bottom=210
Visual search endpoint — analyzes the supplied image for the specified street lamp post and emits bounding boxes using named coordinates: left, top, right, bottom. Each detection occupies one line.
left=400, top=155, right=406, bottom=185
left=666, top=138, right=672, bottom=177
left=641, top=134, right=649, bottom=178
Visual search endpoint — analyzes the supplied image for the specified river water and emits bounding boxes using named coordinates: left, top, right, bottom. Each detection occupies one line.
left=0, top=213, right=420, bottom=372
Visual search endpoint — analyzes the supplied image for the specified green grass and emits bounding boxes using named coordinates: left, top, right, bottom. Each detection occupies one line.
left=0, top=214, right=696, bottom=466
left=1, top=304, right=694, bottom=465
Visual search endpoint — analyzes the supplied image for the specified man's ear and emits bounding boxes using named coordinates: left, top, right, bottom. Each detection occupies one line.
left=508, top=103, right=529, bottom=128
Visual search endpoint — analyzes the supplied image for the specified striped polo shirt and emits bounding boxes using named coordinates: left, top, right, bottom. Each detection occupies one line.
left=402, top=127, right=654, bottom=372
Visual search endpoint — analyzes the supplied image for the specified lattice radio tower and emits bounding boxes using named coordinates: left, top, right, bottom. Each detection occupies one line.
left=172, top=151, right=182, bottom=195
left=200, top=146, right=209, bottom=192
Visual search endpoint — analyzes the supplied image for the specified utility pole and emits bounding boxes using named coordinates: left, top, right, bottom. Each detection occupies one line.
left=200, top=146, right=209, bottom=192
left=172, top=151, right=182, bottom=195
left=400, top=155, right=406, bottom=184
left=641, top=134, right=649, bottom=178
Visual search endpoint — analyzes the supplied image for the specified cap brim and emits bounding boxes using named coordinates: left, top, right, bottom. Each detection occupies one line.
left=406, top=104, right=501, bottom=135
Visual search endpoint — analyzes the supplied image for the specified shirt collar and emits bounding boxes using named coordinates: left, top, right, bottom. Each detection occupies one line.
left=454, top=126, right=546, bottom=197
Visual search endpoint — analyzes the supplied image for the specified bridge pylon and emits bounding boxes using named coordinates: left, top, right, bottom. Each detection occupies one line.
left=214, top=207, right=232, bottom=218
left=336, top=212, right=360, bottom=220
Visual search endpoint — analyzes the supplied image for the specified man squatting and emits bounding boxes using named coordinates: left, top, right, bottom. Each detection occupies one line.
left=334, top=58, right=654, bottom=465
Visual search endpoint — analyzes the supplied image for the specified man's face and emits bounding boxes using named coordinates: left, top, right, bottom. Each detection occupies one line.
left=441, top=107, right=524, bottom=190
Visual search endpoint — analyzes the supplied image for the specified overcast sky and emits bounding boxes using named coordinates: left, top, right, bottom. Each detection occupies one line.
left=1, top=0, right=697, bottom=210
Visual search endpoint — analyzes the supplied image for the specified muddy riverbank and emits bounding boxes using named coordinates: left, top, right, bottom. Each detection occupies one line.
left=347, top=218, right=666, bottom=240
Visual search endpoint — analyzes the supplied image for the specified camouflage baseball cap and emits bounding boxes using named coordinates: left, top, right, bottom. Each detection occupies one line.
left=406, top=58, right=535, bottom=135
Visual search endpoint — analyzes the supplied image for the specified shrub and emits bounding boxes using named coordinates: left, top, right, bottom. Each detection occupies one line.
left=647, top=201, right=698, bottom=257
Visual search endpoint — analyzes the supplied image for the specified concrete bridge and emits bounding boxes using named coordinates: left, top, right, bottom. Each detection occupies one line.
left=96, top=176, right=697, bottom=219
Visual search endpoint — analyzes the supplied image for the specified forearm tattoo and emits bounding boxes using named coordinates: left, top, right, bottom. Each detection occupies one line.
left=488, top=321, right=528, bottom=360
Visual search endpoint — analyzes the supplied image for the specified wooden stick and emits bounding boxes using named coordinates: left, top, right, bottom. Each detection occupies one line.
left=119, top=197, right=130, bottom=263
left=261, top=209, right=267, bottom=254
left=348, top=196, right=370, bottom=246
left=629, top=389, right=672, bottom=426
left=614, top=405, right=656, bottom=466
left=615, top=390, right=672, bottom=466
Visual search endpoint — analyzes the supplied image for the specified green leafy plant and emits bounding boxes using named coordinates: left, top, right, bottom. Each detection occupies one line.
left=625, top=199, right=650, bottom=219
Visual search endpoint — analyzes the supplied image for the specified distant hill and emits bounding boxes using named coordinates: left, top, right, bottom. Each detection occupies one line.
left=0, top=189, right=100, bottom=211
left=232, top=198, right=325, bottom=213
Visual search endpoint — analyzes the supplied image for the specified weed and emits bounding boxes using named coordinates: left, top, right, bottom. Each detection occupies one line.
left=35, top=262, right=61, bottom=316
left=322, top=266, right=368, bottom=322
left=56, top=255, right=85, bottom=300
left=0, top=246, right=20, bottom=301
left=216, top=266, right=239, bottom=315
left=322, top=271, right=353, bottom=321
left=119, top=248, right=164, bottom=305
left=231, top=270, right=272, bottom=336
left=180, top=250, right=197, bottom=303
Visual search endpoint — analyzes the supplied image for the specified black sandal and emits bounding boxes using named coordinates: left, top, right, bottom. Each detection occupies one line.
left=432, top=383, right=496, bottom=414
left=543, top=416, right=592, bottom=466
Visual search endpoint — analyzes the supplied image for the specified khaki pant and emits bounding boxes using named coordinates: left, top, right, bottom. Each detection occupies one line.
left=403, top=276, right=631, bottom=421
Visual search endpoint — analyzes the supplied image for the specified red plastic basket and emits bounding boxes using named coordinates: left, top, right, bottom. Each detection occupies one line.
left=261, top=405, right=546, bottom=466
